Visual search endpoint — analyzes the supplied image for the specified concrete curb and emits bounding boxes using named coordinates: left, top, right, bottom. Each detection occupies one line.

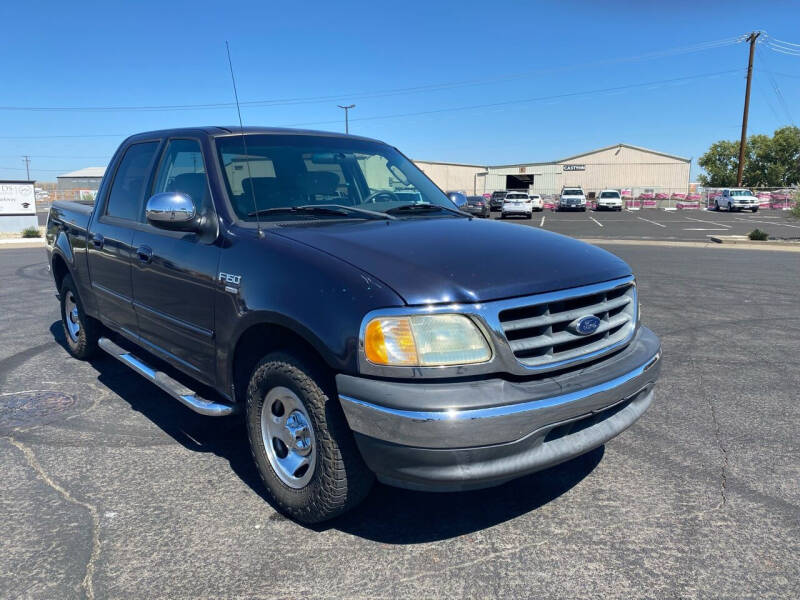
left=707, top=235, right=800, bottom=248
left=0, top=238, right=46, bottom=249
left=579, top=238, right=800, bottom=253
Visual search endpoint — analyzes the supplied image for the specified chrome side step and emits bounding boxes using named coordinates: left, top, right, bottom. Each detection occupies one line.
left=98, top=337, right=235, bottom=417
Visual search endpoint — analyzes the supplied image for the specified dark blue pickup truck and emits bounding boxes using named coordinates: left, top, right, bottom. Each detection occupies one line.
left=46, top=127, right=661, bottom=523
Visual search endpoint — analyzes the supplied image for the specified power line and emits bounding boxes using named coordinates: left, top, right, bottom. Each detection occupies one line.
left=285, top=69, right=745, bottom=128
left=0, top=68, right=744, bottom=141
left=755, top=47, right=795, bottom=125
left=0, top=36, right=747, bottom=113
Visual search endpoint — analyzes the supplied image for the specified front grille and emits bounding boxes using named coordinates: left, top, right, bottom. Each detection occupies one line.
left=497, top=280, right=636, bottom=368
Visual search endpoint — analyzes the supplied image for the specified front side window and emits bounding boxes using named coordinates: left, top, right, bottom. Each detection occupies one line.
left=215, top=135, right=456, bottom=221
left=105, top=142, right=159, bottom=221
left=151, top=139, right=212, bottom=217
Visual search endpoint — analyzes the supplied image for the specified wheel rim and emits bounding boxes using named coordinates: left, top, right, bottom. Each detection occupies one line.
left=260, top=386, right=317, bottom=489
left=64, top=292, right=80, bottom=342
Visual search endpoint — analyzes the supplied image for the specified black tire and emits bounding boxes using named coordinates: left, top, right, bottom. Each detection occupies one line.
left=59, top=274, right=99, bottom=360
left=526, top=212, right=532, bottom=219
left=245, top=352, right=373, bottom=523
left=752, top=207, right=758, bottom=213
left=714, top=201, right=720, bottom=211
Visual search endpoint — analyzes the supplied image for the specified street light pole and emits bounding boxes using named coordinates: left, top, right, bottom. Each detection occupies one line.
left=337, top=104, right=355, bottom=134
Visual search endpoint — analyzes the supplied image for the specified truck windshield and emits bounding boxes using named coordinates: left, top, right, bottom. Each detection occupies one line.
left=730, top=189, right=753, bottom=196
left=600, top=191, right=620, bottom=198
left=563, top=189, right=582, bottom=195
left=215, top=134, right=458, bottom=221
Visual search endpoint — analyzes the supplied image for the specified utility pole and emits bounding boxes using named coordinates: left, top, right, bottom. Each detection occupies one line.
left=22, top=155, right=31, bottom=180
left=337, top=104, right=355, bottom=134
left=736, top=31, right=760, bottom=186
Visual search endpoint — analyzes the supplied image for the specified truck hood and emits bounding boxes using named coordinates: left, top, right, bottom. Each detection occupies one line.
left=272, top=217, right=631, bottom=305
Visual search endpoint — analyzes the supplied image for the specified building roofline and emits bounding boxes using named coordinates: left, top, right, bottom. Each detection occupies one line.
left=414, top=159, right=488, bottom=169
left=556, top=143, right=690, bottom=163
left=489, top=143, right=690, bottom=168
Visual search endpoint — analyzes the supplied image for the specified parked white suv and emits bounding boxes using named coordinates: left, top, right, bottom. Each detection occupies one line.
left=529, top=194, right=543, bottom=211
left=501, top=192, right=533, bottom=219
left=715, top=188, right=759, bottom=213
left=559, top=187, right=587, bottom=211
left=596, top=189, right=623, bottom=211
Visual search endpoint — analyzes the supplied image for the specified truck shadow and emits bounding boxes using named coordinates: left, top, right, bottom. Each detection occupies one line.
left=49, top=321, right=603, bottom=543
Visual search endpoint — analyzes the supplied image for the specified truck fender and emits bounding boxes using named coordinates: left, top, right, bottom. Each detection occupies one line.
left=223, top=310, right=342, bottom=401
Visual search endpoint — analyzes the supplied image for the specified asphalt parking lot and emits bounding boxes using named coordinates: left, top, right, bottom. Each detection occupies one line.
left=2, top=243, right=799, bottom=599
left=490, top=207, right=800, bottom=242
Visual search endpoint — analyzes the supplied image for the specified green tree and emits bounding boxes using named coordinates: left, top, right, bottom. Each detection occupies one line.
left=698, top=140, right=739, bottom=186
left=698, top=126, right=800, bottom=187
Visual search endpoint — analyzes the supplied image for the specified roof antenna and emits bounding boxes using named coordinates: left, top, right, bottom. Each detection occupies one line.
left=225, top=41, right=262, bottom=238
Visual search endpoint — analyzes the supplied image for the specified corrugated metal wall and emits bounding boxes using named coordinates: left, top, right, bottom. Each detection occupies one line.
left=413, top=161, right=487, bottom=194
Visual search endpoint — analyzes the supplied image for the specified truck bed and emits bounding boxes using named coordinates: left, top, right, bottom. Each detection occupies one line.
left=47, top=200, right=93, bottom=231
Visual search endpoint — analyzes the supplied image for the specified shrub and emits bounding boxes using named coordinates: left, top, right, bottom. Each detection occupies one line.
left=748, top=229, right=768, bottom=241
left=21, top=226, right=42, bottom=238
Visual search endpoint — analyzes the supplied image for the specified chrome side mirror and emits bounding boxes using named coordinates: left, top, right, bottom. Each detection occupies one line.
left=145, top=192, right=197, bottom=229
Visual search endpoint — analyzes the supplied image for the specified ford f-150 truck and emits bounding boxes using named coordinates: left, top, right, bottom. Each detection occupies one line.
left=46, top=127, right=661, bottom=523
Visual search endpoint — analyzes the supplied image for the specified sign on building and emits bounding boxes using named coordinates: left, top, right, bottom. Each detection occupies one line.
left=0, top=182, right=36, bottom=215
left=562, top=164, right=586, bottom=172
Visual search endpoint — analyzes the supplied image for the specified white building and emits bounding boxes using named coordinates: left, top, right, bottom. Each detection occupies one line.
left=415, top=143, right=691, bottom=198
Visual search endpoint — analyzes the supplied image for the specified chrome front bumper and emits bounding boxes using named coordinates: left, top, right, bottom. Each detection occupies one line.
left=336, top=327, right=661, bottom=491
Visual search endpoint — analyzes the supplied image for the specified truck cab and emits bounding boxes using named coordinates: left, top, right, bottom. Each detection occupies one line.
left=46, top=126, right=661, bottom=523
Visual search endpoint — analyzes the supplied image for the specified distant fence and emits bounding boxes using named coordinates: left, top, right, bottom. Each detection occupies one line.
left=483, top=185, right=798, bottom=211
left=701, top=187, right=798, bottom=211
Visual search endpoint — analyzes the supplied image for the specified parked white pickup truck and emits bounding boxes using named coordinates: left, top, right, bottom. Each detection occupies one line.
left=559, top=187, right=587, bottom=211
left=714, top=188, right=759, bottom=213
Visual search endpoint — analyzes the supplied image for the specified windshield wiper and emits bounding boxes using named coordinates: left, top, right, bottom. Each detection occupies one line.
left=385, top=203, right=469, bottom=217
left=248, top=204, right=394, bottom=220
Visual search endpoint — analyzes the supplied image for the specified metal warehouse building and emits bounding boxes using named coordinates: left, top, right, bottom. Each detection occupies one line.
left=415, top=143, right=690, bottom=198
left=57, top=166, right=106, bottom=191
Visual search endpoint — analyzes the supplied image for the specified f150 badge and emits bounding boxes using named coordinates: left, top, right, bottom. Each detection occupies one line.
left=219, top=272, right=241, bottom=294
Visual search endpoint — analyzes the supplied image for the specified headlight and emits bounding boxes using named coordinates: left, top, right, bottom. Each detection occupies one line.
left=364, top=314, right=492, bottom=366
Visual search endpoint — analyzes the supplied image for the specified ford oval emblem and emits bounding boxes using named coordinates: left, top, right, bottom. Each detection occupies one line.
left=569, top=315, right=601, bottom=336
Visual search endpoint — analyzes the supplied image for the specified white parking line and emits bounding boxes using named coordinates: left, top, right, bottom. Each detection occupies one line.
left=637, top=216, right=666, bottom=228
left=736, top=217, right=800, bottom=228
left=540, top=215, right=546, bottom=227
left=589, top=217, right=604, bottom=227
left=683, top=216, right=731, bottom=228
left=683, top=228, right=729, bottom=231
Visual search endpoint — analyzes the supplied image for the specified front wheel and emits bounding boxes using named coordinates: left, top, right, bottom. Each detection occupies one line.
left=752, top=207, right=758, bottom=213
left=246, top=352, right=373, bottom=523
left=59, top=274, right=99, bottom=360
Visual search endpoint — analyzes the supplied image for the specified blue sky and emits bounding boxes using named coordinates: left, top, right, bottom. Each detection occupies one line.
left=0, top=0, right=797, bottom=181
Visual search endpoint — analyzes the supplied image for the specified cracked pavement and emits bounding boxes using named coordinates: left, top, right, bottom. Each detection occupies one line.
left=1, top=245, right=799, bottom=599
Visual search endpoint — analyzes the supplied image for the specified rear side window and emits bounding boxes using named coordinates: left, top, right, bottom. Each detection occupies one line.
left=105, top=142, right=159, bottom=220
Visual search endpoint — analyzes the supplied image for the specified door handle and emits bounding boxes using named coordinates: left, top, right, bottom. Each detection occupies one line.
left=90, top=233, right=104, bottom=249
left=136, top=245, right=153, bottom=264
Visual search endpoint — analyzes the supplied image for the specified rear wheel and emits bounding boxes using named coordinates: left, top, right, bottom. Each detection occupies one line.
left=59, top=274, right=99, bottom=360
left=245, top=352, right=373, bottom=523
left=714, top=201, right=720, bottom=211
